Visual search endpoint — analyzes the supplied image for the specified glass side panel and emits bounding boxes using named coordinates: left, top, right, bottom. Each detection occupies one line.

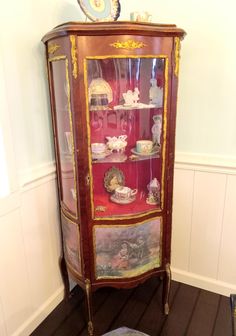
left=94, top=217, right=162, bottom=279
left=86, top=57, right=166, bottom=219
left=51, top=59, right=77, bottom=215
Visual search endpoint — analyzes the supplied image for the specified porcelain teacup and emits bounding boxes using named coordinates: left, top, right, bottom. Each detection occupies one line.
left=91, top=142, right=106, bottom=154
left=136, top=140, right=153, bottom=154
left=114, top=186, right=137, bottom=200
left=130, top=11, right=152, bottom=22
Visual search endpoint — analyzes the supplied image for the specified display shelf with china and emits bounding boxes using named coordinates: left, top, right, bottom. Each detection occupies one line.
left=42, top=21, right=185, bottom=335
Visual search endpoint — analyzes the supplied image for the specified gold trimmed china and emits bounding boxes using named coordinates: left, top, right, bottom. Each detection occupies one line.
left=130, top=11, right=152, bottom=22
left=77, top=0, right=121, bottom=22
left=110, top=186, right=138, bottom=204
left=136, top=140, right=153, bottom=154
left=131, top=148, right=159, bottom=157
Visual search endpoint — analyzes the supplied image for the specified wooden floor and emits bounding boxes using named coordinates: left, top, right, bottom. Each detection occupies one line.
left=31, top=278, right=232, bottom=336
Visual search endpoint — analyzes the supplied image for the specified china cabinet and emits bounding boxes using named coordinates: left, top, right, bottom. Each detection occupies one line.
left=42, top=21, right=185, bottom=335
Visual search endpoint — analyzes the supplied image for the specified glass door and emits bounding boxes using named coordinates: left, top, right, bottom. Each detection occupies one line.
left=85, top=56, right=168, bottom=219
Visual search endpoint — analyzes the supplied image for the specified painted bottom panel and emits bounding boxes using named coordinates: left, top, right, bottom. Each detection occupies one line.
left=94, top=217, right=162, bottom=279
left=61, top=213, right=82, bottom=276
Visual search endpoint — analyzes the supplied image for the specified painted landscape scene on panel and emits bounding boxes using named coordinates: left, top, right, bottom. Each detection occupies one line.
left=95, top=218, right=162, bottom=279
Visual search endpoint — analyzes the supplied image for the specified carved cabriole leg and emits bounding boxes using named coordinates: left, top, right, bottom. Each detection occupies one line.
left=85, top=279, right=94, bottom=336
left=163, top=263, right=171, bottom=315
left=59, top=256, right=70, bottom=300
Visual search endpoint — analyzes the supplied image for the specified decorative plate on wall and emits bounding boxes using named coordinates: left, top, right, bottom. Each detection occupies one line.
left=78, top=0, right=121, bottom=22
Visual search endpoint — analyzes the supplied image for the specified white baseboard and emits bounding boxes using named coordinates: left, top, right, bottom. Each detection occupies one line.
left=11, top=286, right=64, bottom=336
left=172, top=267, right=236, bottom=297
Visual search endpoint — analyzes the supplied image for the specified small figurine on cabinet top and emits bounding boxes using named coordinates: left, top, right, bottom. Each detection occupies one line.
left=130, top=11, right=152, bottom=22
left=151, top=115, right=162, bottom=147
left=149, top=78, right=163, bottom=108
left=146, top=178, right=160, bottom=205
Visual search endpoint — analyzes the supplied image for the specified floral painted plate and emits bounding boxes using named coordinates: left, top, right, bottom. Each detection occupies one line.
left=78, top=0, right=121, bottom=22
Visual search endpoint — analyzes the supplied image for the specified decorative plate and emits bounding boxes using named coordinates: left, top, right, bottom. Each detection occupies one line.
left=78, top=0, right=121, bottom=22
left=104, top=166, right=125, bottom=193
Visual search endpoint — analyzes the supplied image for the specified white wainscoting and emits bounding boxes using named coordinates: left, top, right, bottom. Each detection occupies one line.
left=0, top=166, right=64, bottom=336
left=0, top=154, right=236, bottom=335
left=172, top=153, right=236, bottom=296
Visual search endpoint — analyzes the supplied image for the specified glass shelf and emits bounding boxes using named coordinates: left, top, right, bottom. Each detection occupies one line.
left=90, top=105, right=162, bottom=112
left=92, top=151, right=160, bottom=164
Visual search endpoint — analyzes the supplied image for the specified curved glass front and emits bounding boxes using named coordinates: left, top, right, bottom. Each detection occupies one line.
left=85, top=56, right=167, bottom=219
left=50, top=59, right=77, bottom=216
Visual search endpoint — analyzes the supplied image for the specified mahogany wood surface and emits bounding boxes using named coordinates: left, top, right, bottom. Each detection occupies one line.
left=42, top=21, right=186, bottom=43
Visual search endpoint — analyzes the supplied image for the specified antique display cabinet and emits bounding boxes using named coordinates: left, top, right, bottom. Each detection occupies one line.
left=42, top=21, right=185, bottom=335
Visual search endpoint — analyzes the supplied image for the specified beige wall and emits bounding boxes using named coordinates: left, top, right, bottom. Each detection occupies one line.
left=0, top=0, right=236, bottom=335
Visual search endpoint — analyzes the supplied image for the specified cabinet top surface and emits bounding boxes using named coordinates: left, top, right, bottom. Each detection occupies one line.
left=42, top=21, right=186, bottom=43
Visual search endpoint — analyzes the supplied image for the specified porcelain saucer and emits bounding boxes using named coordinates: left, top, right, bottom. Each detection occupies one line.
left=110, top=194, right=136, bottom=204
left=92, top=150, right=112, bottom=160
left=131, top=147, right=159, bottom=156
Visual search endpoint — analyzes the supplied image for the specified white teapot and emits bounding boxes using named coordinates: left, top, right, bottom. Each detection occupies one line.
left=106, top=135, right=127, bottom=152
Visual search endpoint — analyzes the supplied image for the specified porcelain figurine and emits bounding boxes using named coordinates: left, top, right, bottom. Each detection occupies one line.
left=146, top=178, right=160, bottom=205
left=132, top=87, right=140, bottom=105
left=123, top=90, right=133, bottom=106
left=106, top=135, right=127, bottom=152
left=151, top=115, right=162, bottom=147
left=123, top=87, right=140, bottom=106
left=149, top=78, right=163, bottom=108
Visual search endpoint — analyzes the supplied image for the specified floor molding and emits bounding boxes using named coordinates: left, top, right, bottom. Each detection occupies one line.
left=11, top=286, right=64, bottom=336
left=172, top=267, right=236, bottom=297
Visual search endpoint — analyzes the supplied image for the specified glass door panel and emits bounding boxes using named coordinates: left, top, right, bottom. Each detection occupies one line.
left=50, top=59, right=77, bottom=215
left=86, top=57, right=167, bottom=219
